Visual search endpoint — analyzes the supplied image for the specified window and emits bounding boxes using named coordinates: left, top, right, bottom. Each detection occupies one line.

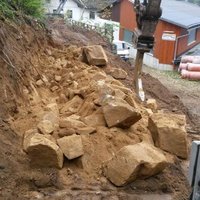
left=66, top=10, right=73, bottom=19
left=123, top=29, right=133, bottom=44
left=188, top=29, right=196, bottom=45
left=89, top=11, right=95, bottom=19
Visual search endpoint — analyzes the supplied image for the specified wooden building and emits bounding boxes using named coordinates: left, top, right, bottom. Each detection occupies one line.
left=111, top=0, right=200, bottom=69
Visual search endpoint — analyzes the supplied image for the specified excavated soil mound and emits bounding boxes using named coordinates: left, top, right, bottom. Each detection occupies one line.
left=0, top=18, right=191, bottom=200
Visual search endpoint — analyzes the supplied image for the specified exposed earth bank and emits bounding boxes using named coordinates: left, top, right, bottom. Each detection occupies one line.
left=0, top=18, right=195, bottom=200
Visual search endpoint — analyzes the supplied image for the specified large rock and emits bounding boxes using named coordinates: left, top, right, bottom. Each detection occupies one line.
left=57, top=135, right=84, bottom=160
left=37, top=120, right=54, bottom=135
left=58, top=128, right=76, bottom=137
left=78, top=99, right=95, bottom=117
left=59, top=115, right=86, bottom=128
left=45, top=103, right=59, bottom=115
left=102, top=100, right=142, bottom=128
left=83, top=45, right=108, bottom=66
left=103, top=142, right=168, bottom=186
left=92, top=71, right=107, bottom=81
left=114, top=89, right=126, bottom=100
left=124, top=93, right=138, bottom=108
left=94, top=82, right=115, bottom=106
left=148, top=113, right=188, bottom=159
left=76, top=126, right=96, bottom=135
left=43, top=111, right=59, bottom=128
left=110, top=68, right=127, bottom=79
left=146, top=99, right=157, bottom=111
left=23, top=129, right=38, bottom=152
left=26, top=133, right=63, bottom=168
left=60, top=95, right=83, bottom=115
left=111, top=84, right=132, bottom=95
left=36, top=79, right=43, bottom=86
left=82, top=109, right=106, bottom=127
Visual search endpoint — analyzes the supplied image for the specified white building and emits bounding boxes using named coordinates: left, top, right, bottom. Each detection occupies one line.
left=45, top=0, right=97, bottom=21
left=44, top=0, right=120, bottom=41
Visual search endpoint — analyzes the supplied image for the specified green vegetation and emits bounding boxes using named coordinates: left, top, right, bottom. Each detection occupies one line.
left=0, top=0, right=44, bottom=19
left=0, top=1, right=14, bottom=18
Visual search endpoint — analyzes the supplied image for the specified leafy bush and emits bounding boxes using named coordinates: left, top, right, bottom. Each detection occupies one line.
left=13, top=0, right=44, bottom=18
left=0, top=0, right=15, bottom=18
left=0, top=0, right=44, bottom=19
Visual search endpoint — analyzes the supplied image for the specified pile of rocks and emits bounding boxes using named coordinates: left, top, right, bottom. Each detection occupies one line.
left=22, top=45, right=189, bottom=186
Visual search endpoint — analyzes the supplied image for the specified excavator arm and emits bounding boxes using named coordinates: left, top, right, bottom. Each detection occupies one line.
left=133, top=0, right=162, bottom=101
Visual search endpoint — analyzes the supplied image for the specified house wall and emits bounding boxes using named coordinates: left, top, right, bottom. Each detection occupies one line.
left=44, top=0, right=59, bottom=13
left=154, top=20, right=181, bottom=65
left=111, top=0, right=200, bottom=68
left=115, top=1, right=180, bottom=65
left=154, top=22, right=200, bottom=64
left=111, top=2, right=120, bottom=22
left=118, top=0, right=136, bottom=40
left=177, top=27, right=200, bottom=56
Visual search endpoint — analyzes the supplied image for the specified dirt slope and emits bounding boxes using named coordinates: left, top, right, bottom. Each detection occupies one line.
left=0, top=18, right=191, bottom=200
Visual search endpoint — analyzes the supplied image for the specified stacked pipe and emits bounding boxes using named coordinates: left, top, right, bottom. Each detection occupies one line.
left=179, top=56, right=200, bottom=80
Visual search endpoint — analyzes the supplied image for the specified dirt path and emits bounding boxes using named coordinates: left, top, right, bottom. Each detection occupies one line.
left=143, top=66, right=200, bottom=132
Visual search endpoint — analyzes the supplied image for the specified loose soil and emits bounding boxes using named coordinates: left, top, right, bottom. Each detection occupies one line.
left=0, top=18, right=194, bottom=200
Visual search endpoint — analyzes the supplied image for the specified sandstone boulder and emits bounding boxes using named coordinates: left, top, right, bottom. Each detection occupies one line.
left=92, top=71, right=107, bottom=81
left=37, top=120, right=54, bottom=135
left=55, top=75, right=62, bottom=82
left=58, top=128, right=76, bottom=137
left=45, top=103, right=59, bottom=115
left=124, top=94, right=138, bottom=108
left=111, top=84, right=132, bottom=95
left=60, top=95, right=83, bottom=115
left=51, top=85, right=59, bottom=92
left=145, top=108, right=154, bottom=116
left=57, top=135, right=84, bottom=160
left=110, top=79, right=124, bottom=87
left=83, top=45, right=108, bottom=66
left=114, top=89, right=126, bottom=100
left=110, top=68, right=127, bottom=79
left=82, top=110, right=106, bottom=127
left=103, top=142, right=168, bottom=186
left=146, top=99, right=158, bottom=111
left=43, top=111, right=59, bottom=128
left=59, top=115, right=86, bottom=128
left=23, top=129, right=38, bottom=152
left=102, top=100, right=142, bottom=128
left=78, top=99, right=95, bottom=117
left=36, top=79, right=43, bottom=86
left=148, top=113, right=188, bottom=159
left=76, top=127, right=96, bottom=135
left=94, top=82, right=115, bottom=106
left=26, top=133, right=63, bottom=168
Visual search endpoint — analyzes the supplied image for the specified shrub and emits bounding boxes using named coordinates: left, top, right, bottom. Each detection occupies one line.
left=12, top=0, right=44, bottom=18
left=0, top=0, right=44, bottom=19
